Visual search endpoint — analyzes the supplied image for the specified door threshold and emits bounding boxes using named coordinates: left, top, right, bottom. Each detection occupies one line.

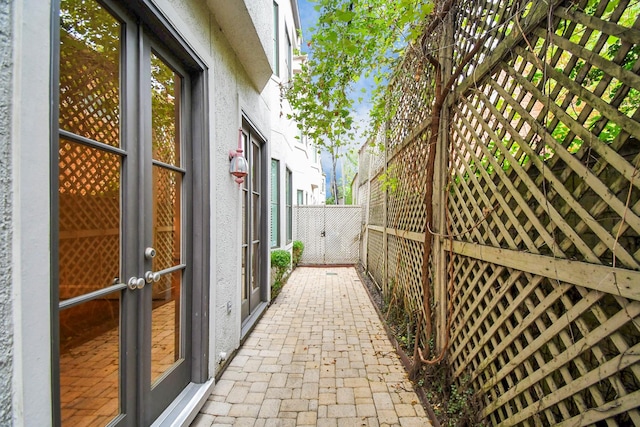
left=151, top=378, right=215, bottom=427
left=241, top=301, right=268, bottom=340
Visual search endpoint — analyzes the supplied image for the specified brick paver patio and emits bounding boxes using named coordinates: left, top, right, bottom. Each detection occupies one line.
left=192, top=266, right=432, bottom=427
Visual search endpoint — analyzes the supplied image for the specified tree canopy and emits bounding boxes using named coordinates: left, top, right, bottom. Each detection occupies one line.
left=286, top=0, right=434, bottom=153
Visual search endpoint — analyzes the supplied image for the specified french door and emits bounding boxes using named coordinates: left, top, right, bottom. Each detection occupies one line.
left=241, top=123, right=267, bottom=323
left=56, top=0, right=196, bottom=425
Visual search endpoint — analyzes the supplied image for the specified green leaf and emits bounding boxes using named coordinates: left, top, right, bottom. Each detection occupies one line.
left=335, top=10, right=355, bottom=22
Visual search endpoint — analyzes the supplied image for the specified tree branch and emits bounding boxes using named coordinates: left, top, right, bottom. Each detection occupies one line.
left=425, top=53, right=440, bottom=70
left=444, top=33, right=490, bottom=96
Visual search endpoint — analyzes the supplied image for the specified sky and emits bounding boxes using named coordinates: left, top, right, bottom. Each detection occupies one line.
left=296, top=0, right=374, bottom=198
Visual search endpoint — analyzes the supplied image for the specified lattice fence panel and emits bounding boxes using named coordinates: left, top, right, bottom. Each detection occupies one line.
left=367, top=229, right=385, bottom=288
left=387, top=35, right=438, bottom=151
left=368, top=174, right=385, bottom=227
left=447, top=254, right=640, bottom=426
left=359, top=145, right=372, bottom=183
left=359, top=184, right=370, bottom=224
left=441, top=1, right=640, bottom=423
left=449, top=0, right=523, bottom=87
left=359, top=183, right=370, bottom=266
left=386, top=234, right=425, bottom=320
left=370, top=149, right=386, bottom=179
left=449, top=0, right=640, bottom=268
left=359, top=0, right=640, bottom=425
left=387, top=130, right=430, bottom=234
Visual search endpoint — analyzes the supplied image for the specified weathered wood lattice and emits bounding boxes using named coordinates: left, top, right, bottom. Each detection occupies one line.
left=358, top=0, right=640, bottom=424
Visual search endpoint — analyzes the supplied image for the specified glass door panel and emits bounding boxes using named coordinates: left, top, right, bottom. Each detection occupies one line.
left=146, top=48, right=189, bottom=417
left=241, top=129, right=264, bottom=321
left=150, top=53, right=181, bottom=166
left=58, top=140, right=121, bottom=299
left=250, top=141, right=261, bottom=310
left=150, top=270, right=182, bottom=382
left=151, top=165, right=183, bottom=384
left=59, top=0, right=121, bottom=147
left=241, top=132, right=250, bottom=320
left=59, top=293, right=121, bottom=426
left=58, top=1, right=125, bottom=424
left=58, top=140, right=122, bottom=426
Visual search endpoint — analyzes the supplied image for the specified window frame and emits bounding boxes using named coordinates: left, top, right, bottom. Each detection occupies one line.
left=270, top=159, right=280, bottom=248
left=285, top=168, right=292, bottom=244
left=273, top=2, right=279, bottom=77
left=285, top=25, right=292, bottom=80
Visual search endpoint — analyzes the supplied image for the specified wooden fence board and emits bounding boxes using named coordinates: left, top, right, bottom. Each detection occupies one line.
left=451, top=241, right=640, bottom=301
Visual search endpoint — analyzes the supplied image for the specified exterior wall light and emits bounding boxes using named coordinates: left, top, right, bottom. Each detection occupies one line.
left=229, top=129, right=249, bottom=184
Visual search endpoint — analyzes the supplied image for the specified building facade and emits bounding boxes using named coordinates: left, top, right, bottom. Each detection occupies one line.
left=267, top=0, right=326, bottom=255
left=0, top=0, right=310, bottom=425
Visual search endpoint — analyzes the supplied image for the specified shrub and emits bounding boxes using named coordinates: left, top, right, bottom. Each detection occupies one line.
left=271, top=249, right=291, bottom=297
left=292, top=240, right=304, bottom=267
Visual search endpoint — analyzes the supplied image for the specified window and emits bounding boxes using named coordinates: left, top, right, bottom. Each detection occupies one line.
left=286, top=169, right=292, bottom=244
left=285, top=26, right=292, bottom=80
left=273, top=2, right=279, bottom=77
left=270, top=159, right=280, bottom=247
left=297, top=190, right=304, bottom=205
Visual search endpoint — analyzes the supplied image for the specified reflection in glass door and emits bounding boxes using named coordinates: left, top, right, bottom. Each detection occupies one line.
left=56, top=1, right=193, bottom=425
left=145, top=49, right=191, bottom=420
left=58, top=1, right=125, bottom=424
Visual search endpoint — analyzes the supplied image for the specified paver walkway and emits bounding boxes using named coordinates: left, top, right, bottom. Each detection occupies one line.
left=191, top=266, right=432, bottom=427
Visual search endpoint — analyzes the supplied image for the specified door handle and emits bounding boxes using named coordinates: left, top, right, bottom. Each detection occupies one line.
left=128, top=277, right=146, bottom=290
left=145, top=247, right=157, bottom=259
left=145, top=270, right=161, bottom=283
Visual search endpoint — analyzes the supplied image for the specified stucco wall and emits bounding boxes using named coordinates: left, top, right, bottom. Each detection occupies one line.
left=161, top=0, right=271, bottom=377
left=210, top=12, right=271, bottom=375
left=11, top=1, right=54, bottom=424
left=0, top=0, right=13, bottom=423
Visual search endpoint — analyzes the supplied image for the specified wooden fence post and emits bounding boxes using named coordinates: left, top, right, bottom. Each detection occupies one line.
left=432, top=11, right=454, bottom=355
left=383, top=123, right=389, bottom=293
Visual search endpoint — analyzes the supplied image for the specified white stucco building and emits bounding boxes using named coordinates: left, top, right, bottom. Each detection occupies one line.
left=0, top=0, right=320, bottom=425
left=267, top=0, right=326, bottom=255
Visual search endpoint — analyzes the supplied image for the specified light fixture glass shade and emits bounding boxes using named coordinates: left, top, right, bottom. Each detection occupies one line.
left=229, top=154, right=249, bottom=184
